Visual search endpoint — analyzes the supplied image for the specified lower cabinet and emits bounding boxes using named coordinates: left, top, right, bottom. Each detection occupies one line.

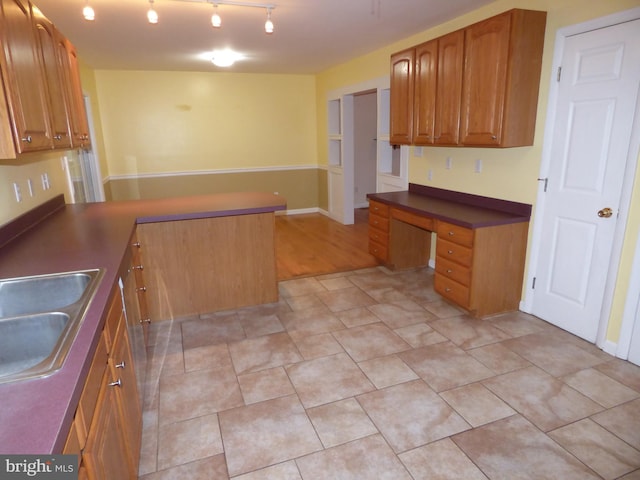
left=65, top=291, right=142, bottom=480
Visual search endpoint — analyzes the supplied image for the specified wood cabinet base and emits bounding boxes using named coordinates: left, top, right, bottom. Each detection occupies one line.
left=138, top=212, right=279, bottom=320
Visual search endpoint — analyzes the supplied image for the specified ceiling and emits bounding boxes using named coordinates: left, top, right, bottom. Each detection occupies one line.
left=33, top=0, right=494, bottom=74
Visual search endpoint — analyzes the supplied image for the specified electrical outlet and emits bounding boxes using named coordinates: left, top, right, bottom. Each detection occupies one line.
left=414, top=146, right=423, bottom=157
left=13, top=182, right=22, bottom=202
left=446, top=157, right=452, bottom=170
left=475, top=159, right=482, bottom=173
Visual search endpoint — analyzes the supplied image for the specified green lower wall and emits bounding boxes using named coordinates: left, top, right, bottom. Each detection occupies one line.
left=106, top=168, right=324, bottom=211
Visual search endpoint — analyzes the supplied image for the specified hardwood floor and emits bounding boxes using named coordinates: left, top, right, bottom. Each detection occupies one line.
left=275, top=209, right=379, bottom=280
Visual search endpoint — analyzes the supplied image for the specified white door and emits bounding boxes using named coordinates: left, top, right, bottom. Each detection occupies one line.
left=532, top=19, right=640, bottom=342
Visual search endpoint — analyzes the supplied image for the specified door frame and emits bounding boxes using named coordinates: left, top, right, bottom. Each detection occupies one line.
left=327, top=75, right=409, bottom=225
left=522, top=6, right=640, bottom=352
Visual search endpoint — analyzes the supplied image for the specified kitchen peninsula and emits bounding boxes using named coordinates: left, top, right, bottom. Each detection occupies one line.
left=0, top=191, right=286, bottom=463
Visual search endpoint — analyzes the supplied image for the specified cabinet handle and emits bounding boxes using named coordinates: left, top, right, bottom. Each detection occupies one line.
left=448, top=231, right=455, bottom=236
left=115, top=361, right=125, bottom=369
left=140, top=318, right=151, bottom=324
left=132, top=241, right=141, bottom=248
left=445, top=287, right=452, bottom=292
left=137, top=286, right=147, bottom=292
left=446, top=269, right=453, bottom=273
left=447, top=250, right=454, bottom=254
left=109, top=379, right=122, bottom=387
left=134, top=265, right=144, bottom=271
left=491, top=135, right=497, bottom=140
left=53, top=134, right=62, bottom=141
left=21, top=135, right=32, bottom=143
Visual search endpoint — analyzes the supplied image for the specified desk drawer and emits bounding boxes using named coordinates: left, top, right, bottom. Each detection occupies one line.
left=435, top=274, right=470, bottom=308
left=369, top=200, right=389, bottom=218
left=436, top=238, right=473, bottom=267
left=369, top=239, right=388, bottom=262
left=437, top=221, right=474, bottom=247
left=369, top=228, right=388, bottom=247
left=436, top=255, right=471, bottom=286
left=391, top=208, right=434, bottom=231
left=369, top=213, right=389, bottom=232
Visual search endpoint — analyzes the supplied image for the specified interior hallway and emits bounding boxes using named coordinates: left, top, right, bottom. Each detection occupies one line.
left=137, top=212, right=640, bottom=480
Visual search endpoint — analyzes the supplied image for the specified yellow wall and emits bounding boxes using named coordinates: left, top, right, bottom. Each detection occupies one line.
left=315, top=0, right=640, bottom=345
left=94, top=70, right=317, bottom=176
left=0, top=152, right=71, bottom=226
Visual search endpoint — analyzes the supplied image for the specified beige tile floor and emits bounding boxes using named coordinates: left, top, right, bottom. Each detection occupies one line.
left=138, top=267, right=640, bottom=480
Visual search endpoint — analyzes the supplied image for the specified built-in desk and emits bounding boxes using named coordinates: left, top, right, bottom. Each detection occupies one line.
left=367, top=184, right=532, bottom=317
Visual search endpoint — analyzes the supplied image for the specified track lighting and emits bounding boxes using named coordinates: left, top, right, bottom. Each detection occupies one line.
left=80, top=1, right=276, bottom=36
left=82, top=0, right=94, bottom=21
left=147, top=0, right=158, bottom=24
left=211, top=3, right=221, bottom=28
left=264, top=7, right=273, bottom=34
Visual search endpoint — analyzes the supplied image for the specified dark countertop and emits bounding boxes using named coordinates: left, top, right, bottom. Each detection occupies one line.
left=367, top=184, right=531, bottom=228
left=0, top=192, right=286, bottom=454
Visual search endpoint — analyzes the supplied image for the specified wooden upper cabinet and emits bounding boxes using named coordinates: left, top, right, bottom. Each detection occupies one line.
left=389, top=49, right=414, bottom=145
left=390, top=8, right=546, bottom=148
left=413, top=30, right=464, bottom=146
left=460, top=9, right=547, bottom=147
left=63, top=38, right=91, bottom=149
left=412, top=40, right=437, bottom=144
left=31, top=5, right=72, bottom=149
left=0, top=0, right=52, bottom=154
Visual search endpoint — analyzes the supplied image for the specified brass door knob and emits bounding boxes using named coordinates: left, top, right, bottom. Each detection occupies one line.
left=598, top=207, right=613, bottom=218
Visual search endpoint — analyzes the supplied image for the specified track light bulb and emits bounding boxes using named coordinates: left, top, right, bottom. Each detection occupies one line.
left=265, top=7, right=273, bottom=34
left=211, top=4, right=221, bottom=28
left=82, top=4, right=95, bottom=21
left=147, top=0, right=158, bottom=24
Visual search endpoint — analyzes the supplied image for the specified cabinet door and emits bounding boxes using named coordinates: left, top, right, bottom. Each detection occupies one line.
left=109, top=321, right=142, bottom=469
left=0, top=0, right=52, bottom=153
left=434, top=30, right=464, bottom=145
left=460, top=11, right=511, bottom=146
left=389, top=48, right=414, bottom=145
left=31, top=6, right=71, bottom=149
left=82, top=370, right=136, bottom=480
left=62, top=37, right=91, bottom=149
left=412, top=40, right=437, bottom=145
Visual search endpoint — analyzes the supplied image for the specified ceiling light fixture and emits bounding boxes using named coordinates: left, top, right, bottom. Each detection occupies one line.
left=147, top=0, right=159, bottom=24
left=82, top=0, right=95, bottom=21
left=264, top=6, right=273, bottom=34
left=211, top=3, right=222, bottom=27
left=210, top=48, right=244, bottom=67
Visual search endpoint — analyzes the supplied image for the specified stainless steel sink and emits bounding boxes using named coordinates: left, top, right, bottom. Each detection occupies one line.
left=0, top=269, right=104, bottom=384
left=0, top=271, right=93, bottom=317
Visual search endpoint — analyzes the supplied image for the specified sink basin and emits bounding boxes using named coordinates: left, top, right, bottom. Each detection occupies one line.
left=0, top=269, right=104, bottom=384
left=0, top=312, right=70, bottom=377
left=0, top=271, right=94, bottom=317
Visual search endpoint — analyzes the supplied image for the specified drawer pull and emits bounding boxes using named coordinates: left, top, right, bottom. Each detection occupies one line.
left=132, top=241, right=141, bottom=248
left=134, top=265, right=144, bottom=271
left=447, top=250, right=453, bottom=254
left=445, top=288, right=452, bottom=292
left=115, top=361, right=125, bottom=369
left=446, top=269, right=453, bottom=273
left=448, top=231, right=455, bottom=236
left=137, top=286, right=147, bottom=292
left=109, top=379, right=122, bottom=387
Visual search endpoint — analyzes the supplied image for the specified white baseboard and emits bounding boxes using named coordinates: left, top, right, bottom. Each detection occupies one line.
left=276, top=207, right=320, bottom=216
